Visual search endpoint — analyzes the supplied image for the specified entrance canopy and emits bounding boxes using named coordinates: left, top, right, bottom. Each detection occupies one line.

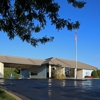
left=0, top=55, right=44, bottom=68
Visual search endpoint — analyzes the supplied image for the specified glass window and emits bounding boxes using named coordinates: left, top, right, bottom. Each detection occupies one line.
left=31, top=72, right=38, bottom=75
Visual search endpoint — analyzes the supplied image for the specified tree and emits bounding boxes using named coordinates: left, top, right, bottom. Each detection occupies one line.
left=0, top=0, right=86, bottom=46
left=91, top=70, right=99, bottom=78
left=97, top=70, right=100, bottom=78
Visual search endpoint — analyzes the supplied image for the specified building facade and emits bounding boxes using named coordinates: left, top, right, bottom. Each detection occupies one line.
left=0, top=55, right=97, bottom=79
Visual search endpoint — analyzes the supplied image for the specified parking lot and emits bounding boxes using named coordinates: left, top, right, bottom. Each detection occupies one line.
left=0, top=79, right=100, bottom=100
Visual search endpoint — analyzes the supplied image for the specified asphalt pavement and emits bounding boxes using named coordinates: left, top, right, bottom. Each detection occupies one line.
left=0, top=79, right=100, bottom=100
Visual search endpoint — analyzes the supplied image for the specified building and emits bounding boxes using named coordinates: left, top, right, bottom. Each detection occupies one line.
left=0, top=55, right=97, bottom=79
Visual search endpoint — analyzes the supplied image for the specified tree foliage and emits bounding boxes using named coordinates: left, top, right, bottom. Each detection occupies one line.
left=0, top=0, right=86, bottom=46
left=4, top=68, right=20, bottom=78
left=91, top=70, right=99, bottom=78
left=97, top=70, right=100, bottom=78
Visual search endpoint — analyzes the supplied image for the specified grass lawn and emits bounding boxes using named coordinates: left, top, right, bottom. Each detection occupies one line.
left=0, top=88, right=16, bottom=100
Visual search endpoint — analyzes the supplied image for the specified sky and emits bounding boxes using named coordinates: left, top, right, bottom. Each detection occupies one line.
left=0, top=0, right=100, bottom=69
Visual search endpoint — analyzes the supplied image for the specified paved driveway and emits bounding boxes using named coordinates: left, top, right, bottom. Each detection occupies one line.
left=0, top=79, right=100, bottom=100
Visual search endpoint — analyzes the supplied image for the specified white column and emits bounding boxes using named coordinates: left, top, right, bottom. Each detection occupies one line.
left=0, top=62, right=4, bottom=78
left=29, top=71, right=31, bottom=78
left=49, top=65, right=51, bottom=78
left=74, top=68, right=76, bottom=79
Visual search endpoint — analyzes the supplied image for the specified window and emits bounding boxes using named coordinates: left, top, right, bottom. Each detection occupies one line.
left=31, top=72, right=38, bottom=75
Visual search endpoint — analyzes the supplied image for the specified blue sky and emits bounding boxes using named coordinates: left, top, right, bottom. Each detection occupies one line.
left=0, top=0, right=100, bottom=69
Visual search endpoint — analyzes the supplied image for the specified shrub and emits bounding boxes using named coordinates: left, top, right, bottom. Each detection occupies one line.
left=54, top=74, right=66, bottom=79
left=91, top=70, right=99, bottom=78
left=4, top=68, right=20, bottom=79
left=97, top=70, right=100, bottom=78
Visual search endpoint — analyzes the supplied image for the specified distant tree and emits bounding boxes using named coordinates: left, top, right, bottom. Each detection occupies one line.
left=0, top=0, right=86, bottom=46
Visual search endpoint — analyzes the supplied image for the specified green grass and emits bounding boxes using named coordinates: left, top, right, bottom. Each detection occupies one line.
left=0, top=88, right=16, bottom=100
left=4, top=68, right=20, bottom=79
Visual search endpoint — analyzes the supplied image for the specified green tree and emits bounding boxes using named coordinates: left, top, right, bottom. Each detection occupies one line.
left=4, top=68, right=20, bottom=79
left=97, top=70, right=100, bottom=78
left=91, top=70, right=99, bottom=78
left=0, top=0, right=86, bottom=46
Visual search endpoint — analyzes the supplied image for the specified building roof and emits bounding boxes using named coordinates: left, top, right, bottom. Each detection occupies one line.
left=0, top=55, right=44, bottom=66
left=43, top=57, right=97, bottom=70
left=0, top=55, right=97, bottom=70
left=42, top=57, right=71, bottom=67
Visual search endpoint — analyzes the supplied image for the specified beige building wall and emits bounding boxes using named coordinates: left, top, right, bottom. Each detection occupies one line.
left=70, top=68, right=74, bottom=77
left=62, top=67, right=65, bottom=75
left=57, top=67, right=65, bottom=75
left=0, top=62, right=4, bottom=78
left=77, top=69, right=83, bottom=79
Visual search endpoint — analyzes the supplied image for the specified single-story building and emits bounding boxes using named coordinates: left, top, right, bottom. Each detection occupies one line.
left=0, top=55, right=97, bottom=79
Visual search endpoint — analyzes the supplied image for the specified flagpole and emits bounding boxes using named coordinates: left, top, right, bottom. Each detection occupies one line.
left=74, top=30, right=78, bottom=79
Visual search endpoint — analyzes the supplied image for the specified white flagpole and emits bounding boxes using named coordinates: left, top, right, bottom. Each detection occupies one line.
left=74, top=30, right=78, bottom=79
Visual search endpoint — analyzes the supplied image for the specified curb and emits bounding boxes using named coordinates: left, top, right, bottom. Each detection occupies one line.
left=0, top=87, right=31, bottom=100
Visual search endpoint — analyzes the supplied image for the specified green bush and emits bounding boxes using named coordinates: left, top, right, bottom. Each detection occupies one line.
left=91, top=70, right=99, bottom=78
left=4, top=68, right=20, bottom=79
left=97, top=70, right=100, bottom=78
